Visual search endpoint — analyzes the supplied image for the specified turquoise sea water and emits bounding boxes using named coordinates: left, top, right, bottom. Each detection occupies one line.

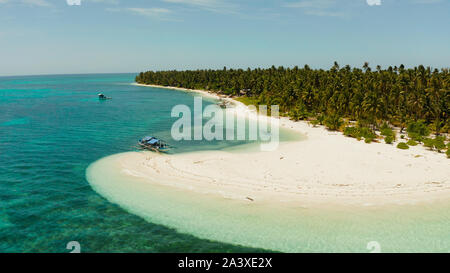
left=1, top=74, right=449, bottom=253
left=0, top=73, right=285, bottom=253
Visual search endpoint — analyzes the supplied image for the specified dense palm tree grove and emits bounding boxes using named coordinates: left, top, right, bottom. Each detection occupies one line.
left=136, top=63, right=449, bottom=135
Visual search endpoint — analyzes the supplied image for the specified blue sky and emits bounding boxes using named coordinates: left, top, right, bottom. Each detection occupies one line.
left=0, top=0, right=449, bottom=76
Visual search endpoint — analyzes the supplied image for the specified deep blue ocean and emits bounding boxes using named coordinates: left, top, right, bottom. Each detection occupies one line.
left=0, top=73, right=266, bottom=252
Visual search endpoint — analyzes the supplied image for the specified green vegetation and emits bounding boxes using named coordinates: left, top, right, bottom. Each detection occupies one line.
left=343, top=126, right=359, bottom=138
left=433, top=136, right=446, bottom=152
left=323, top=114, right=343, bottom=131
left=380, top=123, right=395, bottom=139
left=423, top=138, right=434, bottom=149
left=137, top=64, right=449, bottom=157
left=379, top=122, right=396, bottom=144
left=316, top=114, right=325, bottom=125
left=235, top=96, right=259, bottom=106
left=406, top=139, right=418, bottom=146
left=310, top=119, right=320, bottom=127
left=290, top=105, right=310, bottom=121
left=385, top=136, right=394, bottom=144
left=423, top=136, right=447, bottom=152
left=397, top=142, right=409, bottom=150
left=344, top=126, right=377, bottom=142
left=446, top=148, right=450, bottom=158
left=137, top=63, right=449, bottom=135
left=407, top=120, right=430, bottom=141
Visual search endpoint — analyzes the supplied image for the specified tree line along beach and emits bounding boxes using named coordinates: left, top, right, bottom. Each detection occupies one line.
left=135, top=64, right=449, bottom=157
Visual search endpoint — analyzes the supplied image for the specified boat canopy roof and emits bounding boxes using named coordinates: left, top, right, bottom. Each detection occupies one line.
left=142, top=136, right=155, bottom=141
left=140, top=136, right=164, bottom=145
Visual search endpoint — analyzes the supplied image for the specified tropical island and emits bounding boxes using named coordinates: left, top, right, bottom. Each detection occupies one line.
left=86, top=65, right=450, bottom=252
left=3, top=0, right=450, bottom=254
left=88, top=63, right=450, bottom=208
left=136, top=63, right=449, bottom=157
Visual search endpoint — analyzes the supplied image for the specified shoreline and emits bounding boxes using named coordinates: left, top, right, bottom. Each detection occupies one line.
left=133, top=83, right=224, bottom=101
left=109, top=82, right=450, bottom=207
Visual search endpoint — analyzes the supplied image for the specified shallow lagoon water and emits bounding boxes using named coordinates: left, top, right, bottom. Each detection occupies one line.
left=87, top=152, right=450, bottom=253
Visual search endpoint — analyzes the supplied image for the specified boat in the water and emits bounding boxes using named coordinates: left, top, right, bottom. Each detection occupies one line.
left=98, top=93, right=112, bottom=100
left=138, top=136, right=169, bottom=152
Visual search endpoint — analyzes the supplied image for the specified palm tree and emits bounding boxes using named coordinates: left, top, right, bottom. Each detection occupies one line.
left=136, top=63, right=449, bottom=136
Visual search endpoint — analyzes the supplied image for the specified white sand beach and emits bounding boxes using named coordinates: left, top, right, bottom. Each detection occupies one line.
left=122, top=83, right=450, bottom=207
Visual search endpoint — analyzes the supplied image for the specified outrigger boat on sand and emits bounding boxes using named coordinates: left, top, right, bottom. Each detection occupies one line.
left=138, top=136, right=169, bottom=152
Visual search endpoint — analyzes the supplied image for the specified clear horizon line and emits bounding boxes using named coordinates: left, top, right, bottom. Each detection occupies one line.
left=2, top=63, right=450, bottom=78
left=0, top=72, right=140, bottom=78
